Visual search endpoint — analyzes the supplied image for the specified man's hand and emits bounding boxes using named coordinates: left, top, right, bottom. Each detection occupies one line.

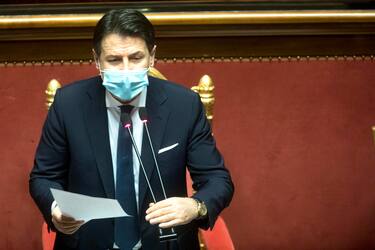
left=145, top=197, right=198, bottom=228
left=52, top=205, right=84, bottom=234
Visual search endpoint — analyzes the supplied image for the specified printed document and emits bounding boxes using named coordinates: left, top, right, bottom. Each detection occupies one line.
left=50, top=188, right=129, bottom=222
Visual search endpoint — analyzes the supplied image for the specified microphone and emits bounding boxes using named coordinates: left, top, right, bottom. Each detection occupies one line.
left=139, top=107, right=168, bottom=200
left=120, top=112, right=156, bottom=203
left=139, top=107, right=178, bottom=242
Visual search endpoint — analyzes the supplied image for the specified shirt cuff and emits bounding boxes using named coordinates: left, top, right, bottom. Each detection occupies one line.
left=51, top=200, right=57, bottom=215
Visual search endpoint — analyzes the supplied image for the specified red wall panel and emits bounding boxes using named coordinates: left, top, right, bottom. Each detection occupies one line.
left=1, top=59, right=375, bottom=249
left=157, top=59, right=375, bottom=249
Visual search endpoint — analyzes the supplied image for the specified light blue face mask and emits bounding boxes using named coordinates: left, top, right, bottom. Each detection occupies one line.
left=101, top=68, right=149, bottom=101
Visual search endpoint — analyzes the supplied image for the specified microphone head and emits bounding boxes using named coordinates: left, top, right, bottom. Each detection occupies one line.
left=139, top=107, right=149, bottom=123
left=120, top=112, right=132, bottom=128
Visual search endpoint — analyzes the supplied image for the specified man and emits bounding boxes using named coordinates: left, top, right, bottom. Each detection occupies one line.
left=30, top=9, right=234, bottom=250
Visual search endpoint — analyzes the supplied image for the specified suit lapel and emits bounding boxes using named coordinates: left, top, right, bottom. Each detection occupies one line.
left=84, top=77, right=115, bottom=199
left=139, top=77, right=169, bottom=208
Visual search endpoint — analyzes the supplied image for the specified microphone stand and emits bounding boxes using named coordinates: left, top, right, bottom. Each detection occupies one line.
left=122, top=112, right=177, bottom=250
left=122, top=116, right=157, bottom=203
left=139, top=108, right=178, bottom=249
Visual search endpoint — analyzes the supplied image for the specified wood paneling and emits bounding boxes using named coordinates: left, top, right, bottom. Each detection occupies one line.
left=1, top=3, right=375, bottom=61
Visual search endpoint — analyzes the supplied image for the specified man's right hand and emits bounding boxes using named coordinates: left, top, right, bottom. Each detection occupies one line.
left=52, top=205, right=84, bottom=234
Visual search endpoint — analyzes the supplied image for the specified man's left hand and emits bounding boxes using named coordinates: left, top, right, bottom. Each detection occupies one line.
left=145, top=197, right=198, bottom=228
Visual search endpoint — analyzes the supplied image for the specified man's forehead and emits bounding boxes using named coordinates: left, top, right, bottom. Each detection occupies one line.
left=102, top=46, right=145, bottom=56
left=101, top=34, right=148, bottom=54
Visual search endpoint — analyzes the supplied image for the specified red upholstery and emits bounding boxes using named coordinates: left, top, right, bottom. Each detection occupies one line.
left=200, top=217, right=235, bottom=250
left=187, top=172, right=235, bottom=249
left=42, top=222, right=55, bottom=250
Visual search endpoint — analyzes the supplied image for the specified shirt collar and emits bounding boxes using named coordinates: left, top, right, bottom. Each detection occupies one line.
left=105, top=87, right=147, bottom=108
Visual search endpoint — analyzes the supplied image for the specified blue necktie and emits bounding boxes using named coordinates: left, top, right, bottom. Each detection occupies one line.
left=115, top=105, right=140, bottom=249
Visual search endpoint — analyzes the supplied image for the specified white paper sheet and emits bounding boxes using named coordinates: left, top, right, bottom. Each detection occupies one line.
left=50, top=188, right=129, bottom=222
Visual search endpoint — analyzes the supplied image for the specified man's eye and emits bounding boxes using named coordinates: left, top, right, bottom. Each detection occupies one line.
left=107, top=58, right=120, bottom=62
left=131, top=57, right=143, bottom=61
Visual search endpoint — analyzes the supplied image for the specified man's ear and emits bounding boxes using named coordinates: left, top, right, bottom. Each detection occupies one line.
left=149, top=45, right=157, bottom=67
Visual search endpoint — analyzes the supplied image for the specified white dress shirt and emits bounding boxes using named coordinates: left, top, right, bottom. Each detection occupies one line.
left=106, top=89, right=147, bottom=250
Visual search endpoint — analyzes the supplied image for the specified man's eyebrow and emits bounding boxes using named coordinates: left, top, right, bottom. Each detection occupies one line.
left=103, top=51, right=145, bottom=58
left=129, top=51, right=145, bottom=57
left=104, top=54, right=121, bottom=58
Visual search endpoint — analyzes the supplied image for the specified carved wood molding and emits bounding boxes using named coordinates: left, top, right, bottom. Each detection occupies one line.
left=1, top=10, right=375, bottom=30
left=1, top=55, right=374, bottom=66
left=1, top=10, right=375, bottom=61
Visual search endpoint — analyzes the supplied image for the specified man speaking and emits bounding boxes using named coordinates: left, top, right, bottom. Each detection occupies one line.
left=29, top=9, right=234, bottom=250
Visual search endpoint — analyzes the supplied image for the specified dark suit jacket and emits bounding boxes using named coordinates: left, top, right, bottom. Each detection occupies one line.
left=29, top=76, right=234, bottom=250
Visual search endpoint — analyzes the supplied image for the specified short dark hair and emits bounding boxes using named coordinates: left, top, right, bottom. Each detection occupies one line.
left=93, top=9, right=155, bottom=56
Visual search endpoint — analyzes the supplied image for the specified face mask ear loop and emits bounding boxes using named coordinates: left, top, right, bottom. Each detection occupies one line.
left=96, top=62, right=104, bottom=78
